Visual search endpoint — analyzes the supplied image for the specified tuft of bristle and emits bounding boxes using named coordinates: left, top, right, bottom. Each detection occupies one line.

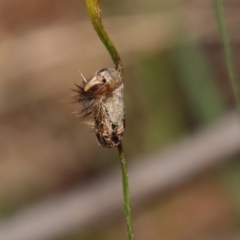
left=78, top=71, right=87, bottom=83
left=73, top=84, right=97, bottom=118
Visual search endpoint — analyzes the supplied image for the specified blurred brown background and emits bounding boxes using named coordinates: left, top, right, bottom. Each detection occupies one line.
left=0, top=0, right=240, bottom=240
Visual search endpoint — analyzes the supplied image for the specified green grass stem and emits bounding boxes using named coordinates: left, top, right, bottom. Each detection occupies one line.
left=85, top=0, right=123, bottom=75
left=213, top=0, right=240, bottom=116
left=84, top=1, right=134, bottom=239
left=118, top=143, right=134, bottom=240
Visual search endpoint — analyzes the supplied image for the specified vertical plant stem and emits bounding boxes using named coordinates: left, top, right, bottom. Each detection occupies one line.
left=213, top=0, right=240, bottom=115
left=85, top=0, right=123, bottom=75
left=84, top=1, right=134, bottom=239
left=118, top=143, right=134, bottom=240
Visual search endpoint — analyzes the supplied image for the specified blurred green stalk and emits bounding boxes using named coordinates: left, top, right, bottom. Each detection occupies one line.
left=118, top=143, right=134, bottom=240
left=85, top=1, right=134, bottom=240
left=213, top=0, right=240, bottom=115
left=85, top=0, right=123, bottom=74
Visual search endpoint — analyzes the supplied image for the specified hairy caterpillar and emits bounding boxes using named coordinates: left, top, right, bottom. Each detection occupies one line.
left=73, top=68, right=125, bottom=148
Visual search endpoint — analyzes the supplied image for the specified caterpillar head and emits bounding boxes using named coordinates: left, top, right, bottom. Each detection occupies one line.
left=83, top=68, right=122, bottom=96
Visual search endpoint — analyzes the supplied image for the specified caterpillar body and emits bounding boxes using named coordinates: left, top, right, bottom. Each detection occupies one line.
left=74, top=68, right=125, bottom=148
